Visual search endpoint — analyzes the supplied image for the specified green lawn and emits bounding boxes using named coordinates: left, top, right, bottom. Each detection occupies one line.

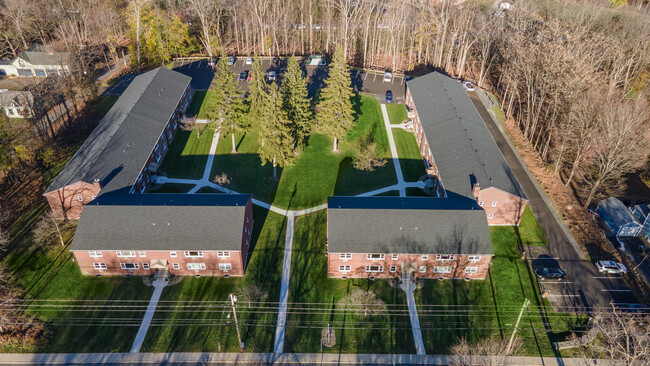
left=141, top=207, right=287, bottom=352
left=386, top=104, right=408, bottom=125
left=158, top=127, right=214, bottom=179
left=196, top=186, right=223, bottom=193
left=210, top=94, right=397, bottom=209
left=1, top=223, right=153, bottom=353
left=284, top=211, right=415, bottom=354
left=392, top=129, right=426, bottom=182
left=148, top=183, right=196, bottom=193
left=518, top=206, right=548, bottom=246
left=415, top=223, right=581, bottom=356
left=186, top=91, right=213, bottom=118
left=492, top=105, right=507, bottom=123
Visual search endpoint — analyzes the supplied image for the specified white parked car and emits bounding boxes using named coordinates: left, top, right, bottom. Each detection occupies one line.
left=383, top=72, right=393, bottom=82
left=462, top=81, right=475, bottom=92
left=596, top=261, right=628, bottom=274
left=245, top=58, right=253, bottom=65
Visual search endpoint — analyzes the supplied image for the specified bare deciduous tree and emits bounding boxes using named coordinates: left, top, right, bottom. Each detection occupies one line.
left=337, top=288, right=386, bottom=317
left=452, top=336, right=522, bottom=366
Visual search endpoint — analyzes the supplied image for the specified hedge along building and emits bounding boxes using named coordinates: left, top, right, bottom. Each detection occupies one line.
left=43, top=67, right=193, bottom=220
left=327, top=197, right=493, bottom=279
left=405, top=72, right=528, bottom=226
left=71, top=194, right=254, bottom=277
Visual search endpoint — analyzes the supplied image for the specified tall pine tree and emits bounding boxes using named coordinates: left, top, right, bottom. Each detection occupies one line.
left=207, top=52, right=245, bottom=153
left=315, top=46, right=354, bottom=151
left=247, top=56, right=267, bottom=144
left=258, top=82, right=295, bottom=179
left=282, top=56, right=313, bottom=148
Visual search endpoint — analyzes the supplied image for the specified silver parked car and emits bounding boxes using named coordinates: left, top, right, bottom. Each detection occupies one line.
left=595, top=261, right=627, bottom=274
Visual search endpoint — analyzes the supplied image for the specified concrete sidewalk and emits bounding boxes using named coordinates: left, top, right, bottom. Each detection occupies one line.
left=129, top=276, right=168, bottom=353
left=0, top=352, right=620, bottom=365
left=400, top=276, right=426, bottom=355
left=273, top=215, right=296, bottom=354
left=380, top=103, right=406, bottom=196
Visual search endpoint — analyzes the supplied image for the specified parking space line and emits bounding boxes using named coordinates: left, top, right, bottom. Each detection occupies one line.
left=180, top=60, right=185, bottom=67
left=540, top=281, right=574, bottom=284
left=400, top=77, right=404, bottom=85
left=601, top=289, right=632, bottom=292
left=364, top=72, right=367, bottom=80
left=373, top=74, right=377, bottom=81
left=593, top=276, right=623, bottom=279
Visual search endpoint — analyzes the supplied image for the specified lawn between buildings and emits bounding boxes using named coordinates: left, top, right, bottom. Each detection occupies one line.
left=140, top=207, right=287, bottom=353
left=206, top=94, right=397, bottom=209
left=284, top=211, right=416, bottom=354
left=386, top=103, right=408, bottom=125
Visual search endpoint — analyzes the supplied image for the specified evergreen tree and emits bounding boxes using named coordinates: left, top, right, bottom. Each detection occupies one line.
left=207, top=52, right=245, bottom=153
left=258, top=82, right=295, bottom=179
left=282, top=56, right=313, bottom=148
left=315, top=46, right=355, bottom=151
left=247, top=56, right=267, bottom=143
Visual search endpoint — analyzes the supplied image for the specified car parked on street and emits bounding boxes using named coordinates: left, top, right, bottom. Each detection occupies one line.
left=383, top=72, right=393, bottom=82
left=385, top=90, right=393, bottom=103
left=462, top=81, right=475, bottom=92
left=596, top=261, right=628, bottom=274
left=535, top=267, right=567, bottom=280
left=239, top=71, right=248, bottom=81
left=245, top=57, right=253, bottom=65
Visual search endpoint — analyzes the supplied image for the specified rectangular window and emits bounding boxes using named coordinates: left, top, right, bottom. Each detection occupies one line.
left=172, top=263, right=180, bottom=270
left=138, top=251, right=146, bottom=257
left=434, top=266, right=452, bottom=273
left=390, top=266, right=397, bottom=273
left=93, top=263, right=107, bottom=270
left=419, top=266, right=427, bottom=273
left=492, top=201, right=497, bottom=207
left=422, top=255, right=429, bottom=260
left=219, top=263, right=232, bottom=271
left=391, top=254, right=398, bottom=260
left=217, top=251, right=230, bottom=258
left=91, top=196, right=97, bottom=200
left=365, top=265, right=383, bottom=273
left=465, top=267, right=478, bottom=274
left=170, top=251, right=177, bottom=257
left=116, top=251, right=136, bottom=257
left=479, top=201, right=484, bottom=206
left=468, top=255, right=482, bottom=262
left=339, top=253, right=352, bottom=260
left=436, top=255, right=455, bottom=261
left=142, top=263, right=150, bottom=270
left=366, top=254, right=385, bottom=260
left=88, top=251, right=102, bottom=257
left=77, top=196, right=83, bottom=202
left=339, top=265, right=351, bottom=272
left=184, top=251, right=203, bottom=258
left=120, top=263, right=139, bottom=270
left=488, top=213, right=494, bottom=219
left=188, top=263, right=206, bottom=270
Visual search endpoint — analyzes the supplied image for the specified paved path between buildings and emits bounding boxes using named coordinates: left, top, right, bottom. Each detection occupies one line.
left=380, top=103, right=406, bottom=196
left=188, top=130, right=221, bottom=194
left=400, top=276, right=426, bottom=355
left=273, top=215, right=296, bottom=354
left=468, top=90, right=626, bottom=310
left=0, top=352, right=620, bottom=365
left=129, top=276, right=168, bottom=353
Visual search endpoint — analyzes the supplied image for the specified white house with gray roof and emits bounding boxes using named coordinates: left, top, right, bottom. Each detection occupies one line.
left=0, top=44, right=70, bottom=77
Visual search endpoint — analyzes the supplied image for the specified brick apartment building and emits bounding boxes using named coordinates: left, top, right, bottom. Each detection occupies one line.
left=43, top=67, right=193, bottom=219
left=405, top=72, right=528, bottom=225
left=71, top=194, right=254, bottom=277
left=327, top=196, right=493, bottom=280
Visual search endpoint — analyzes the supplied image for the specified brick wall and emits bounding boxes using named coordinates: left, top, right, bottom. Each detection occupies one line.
left=73, top=250, right=245, bottom=277
left=44, top=181, right=102, bottom=220
left=327, top=252, right=492, bottom=279
left=478, top=187, right=527, bottom=226
left=240, top=201, right=254, bottom=269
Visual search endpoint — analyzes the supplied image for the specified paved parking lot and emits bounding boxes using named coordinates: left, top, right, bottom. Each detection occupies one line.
left=102, top=58, right=407, bottom=102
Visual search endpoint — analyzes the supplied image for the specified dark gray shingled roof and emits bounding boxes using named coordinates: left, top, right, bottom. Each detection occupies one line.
left=406, top=72, right=526, bottom=200
left=327, top=196, right=492, bottom=255
left=18, top=44, right=70, bottom=66
left=598, top=197, right=640, bottom=228
left=45, top=67, right=191, bottom=195
left=71, top=194, right=251, bottom=251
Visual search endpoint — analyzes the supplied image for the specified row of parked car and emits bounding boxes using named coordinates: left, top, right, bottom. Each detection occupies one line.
left=535, top=260, right=627, bottom=281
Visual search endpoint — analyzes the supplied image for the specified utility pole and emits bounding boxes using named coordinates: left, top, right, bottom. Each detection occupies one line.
left=507, top=298, right=529, bottom=354
left=229, top=293, right=244, bottom=352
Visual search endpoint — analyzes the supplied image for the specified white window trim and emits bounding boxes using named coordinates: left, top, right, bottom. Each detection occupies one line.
left=184, top=251, right=204, bottom=258
left=436, top=255, right=455, bottom=261
left=365, top=265, right=384, bottom=273
left=339, top=265, right=351, bottom=272
left=138, top=251, right=146, bottom=257
left=170, top=251, right=177, bottom=257
left=465, top=267, right=478, bottom=274
left=219, top=263, right=232, bottom=271
left=391, top=254, right=398, bottom=260
left=389, top=266, right=397, bottom=273
left=217, top=251, right=230, bottom=258
left=434, top=266, right=452, bottom=274
left=77, top=196, right=83, bottom=202
left=488, top=213, right=494, bottom=219
left=120, top=263, right=139, bottom=270
left=479, top=201, right=484, bottom=206
left=88, top=251, right=102, bottom=257
left=172, top=263, right=180, bottom=270
left=419, top=266, right=427, bottom=273
left=142, top=263, right=150, bottom=270
left=116, top=251, right=136, bottom=258
left=93, top=263, right=107, bottom=270
left=468, top=255, right=481, bottom=262
left=492, top=201, right=497, bottom=207
left=366, top=254, right=385, bottom=260
left=188, top=263, right=206, bottom=270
